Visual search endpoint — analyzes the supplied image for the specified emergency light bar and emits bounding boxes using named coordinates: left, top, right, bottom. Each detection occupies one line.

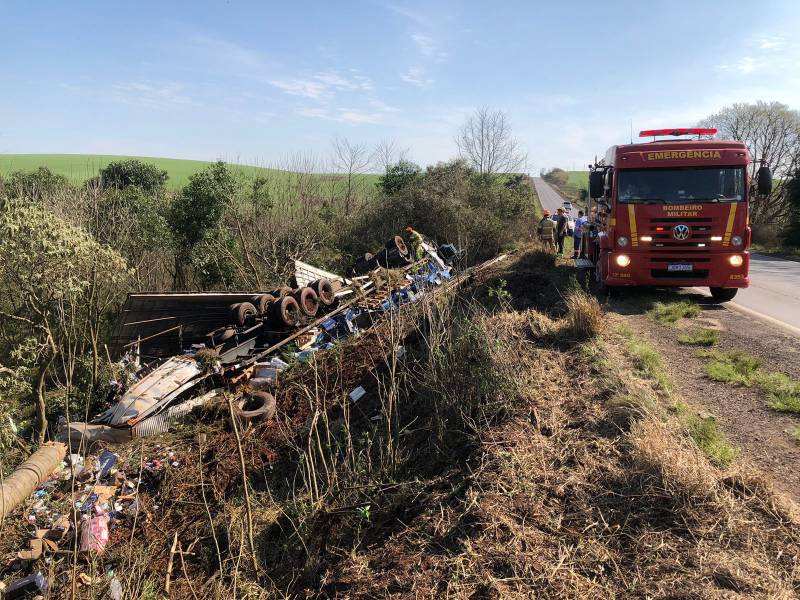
left=639, top=128, right=717, bottom=137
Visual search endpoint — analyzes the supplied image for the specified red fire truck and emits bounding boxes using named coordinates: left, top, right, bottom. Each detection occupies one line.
left=583, top=128, right=772, bottom=302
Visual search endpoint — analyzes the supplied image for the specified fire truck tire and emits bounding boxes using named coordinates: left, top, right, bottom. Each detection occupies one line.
left=250, top=294, right=276, bottom=314
left=292, top=287, right=320, bottom=317
left=310, top=278, right=336, bottom=306
left=709, top=287, right=738, bottom=303
left=268, top=296, right=300, bottom=327
left=235, top=392, right=276, bottom=423
left=229, top=302, right=257, bottom=326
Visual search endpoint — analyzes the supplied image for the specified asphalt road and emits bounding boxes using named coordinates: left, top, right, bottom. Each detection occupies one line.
left=532, top=176, right=568, bottom=212
left=532, top=176, right=800, bottom=335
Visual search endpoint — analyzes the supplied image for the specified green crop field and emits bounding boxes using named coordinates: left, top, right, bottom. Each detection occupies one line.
left=567, top=170, right=588, bottom=190
left=0, top=154, right=380, bottom=190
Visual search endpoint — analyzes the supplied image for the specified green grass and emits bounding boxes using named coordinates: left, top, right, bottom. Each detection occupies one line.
left=566, top=170, right=588, bottom=190
left=684, top=411, right=738, bottom=467
left=618, top=325, right=673, bottom=393
left=701, top=350, right=761, bottom=385
left=700, top=350, right=800, bottom=414
left=0, top=153, right=380, bottom=191
left=648, top=300, right=701, bottom=325
left=678, top=328, right=719, bottom=347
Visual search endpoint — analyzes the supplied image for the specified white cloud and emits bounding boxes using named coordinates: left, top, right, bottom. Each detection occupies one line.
left=111, top=81, right=193, bottom=109
left=386, top=4, right=432, bottom=28
left=758, top=36, right=784, bottom=50
left=716, top=56, right=761, bottom=74
left=400, top=67, right=434, bottom=88
left=295, top=106, right=384, bottom=125
left=369, top=99, right=401, bottom=113
left=313, top=71, right=374, bottom=91
left=411, top=33, right=447, bottom=62
left=269, top=78, right=327, bottom=99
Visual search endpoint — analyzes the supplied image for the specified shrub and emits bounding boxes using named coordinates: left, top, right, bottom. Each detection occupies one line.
left=99, top=159, right=168, bottom=193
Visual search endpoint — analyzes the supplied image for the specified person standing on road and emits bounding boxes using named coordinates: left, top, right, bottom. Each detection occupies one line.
left=555, top=208, right=569, bottom=256
left=572, top=210, right=588, bottom=259
left=537, top=210, right=555, bottom=252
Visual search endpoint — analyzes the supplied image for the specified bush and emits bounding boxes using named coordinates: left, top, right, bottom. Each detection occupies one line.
left=3, top=167, right=70, bottom=200
left=99, top=159, right=168, bottom=193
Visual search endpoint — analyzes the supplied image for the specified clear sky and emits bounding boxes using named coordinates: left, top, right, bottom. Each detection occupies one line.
left=2, top=0, right=799, bottom=172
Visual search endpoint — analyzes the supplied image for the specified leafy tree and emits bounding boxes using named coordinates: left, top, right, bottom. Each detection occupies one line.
left=3, top=167, right=70, bottom=200
left=543, top=168, right=569, bottom=187
left=169, top=161, right=236, bottom=287
left=377, top=160, right=421, bottom=195
left=99, top=159, right=168, bottom=194
left=0, top=203, right=129, bottom=442
left=785, top=168, right=800, bottom=248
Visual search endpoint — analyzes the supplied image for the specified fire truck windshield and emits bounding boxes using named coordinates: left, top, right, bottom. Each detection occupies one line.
left=617, top=166, right=745, bottom=204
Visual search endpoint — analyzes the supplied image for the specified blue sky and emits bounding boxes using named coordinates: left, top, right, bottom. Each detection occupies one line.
left=2, top=0, right=800, bottom=172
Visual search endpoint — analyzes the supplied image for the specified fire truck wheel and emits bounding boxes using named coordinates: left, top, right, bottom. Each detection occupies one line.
left=292, top=287, right=320, bottom=317
left=229, top=302, right=257, bottom=326
left=250, top=294, right=275, bottom=314
left=235, top=391, right=276, bottom=423
left=709, top=287, right=738, bottom=303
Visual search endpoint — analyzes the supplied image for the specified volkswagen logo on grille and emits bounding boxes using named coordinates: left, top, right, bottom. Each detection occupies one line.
left=672, top=224, right=690, bottom=240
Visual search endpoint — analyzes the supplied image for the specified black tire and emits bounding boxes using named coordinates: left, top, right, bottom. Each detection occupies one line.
left=250, top=294, right=275, bottom=314
left=206, top=326, right=236, bottom=346
left=709, top=287, right=738, bottom=303
left=235, top=391, right=276, bottom=423
left=229, top=302, right=257, bottom=326
left=292, top=287, right=319, bottom=317
left=267, top=296, right=300, bottom=327
left=310, top=278, right=336, bottom=306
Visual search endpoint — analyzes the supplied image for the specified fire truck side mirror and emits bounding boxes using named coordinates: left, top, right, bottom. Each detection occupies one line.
left=589, top=171, right=604, bottom=199
left=756, top=165, right=772, bottom=197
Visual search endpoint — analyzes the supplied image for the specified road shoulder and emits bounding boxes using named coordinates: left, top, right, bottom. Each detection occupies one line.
left=612, top=291, right=800, bottom=502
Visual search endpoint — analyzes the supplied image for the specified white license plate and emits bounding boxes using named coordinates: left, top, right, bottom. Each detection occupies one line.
left=667, top=263, right=693, bottom=272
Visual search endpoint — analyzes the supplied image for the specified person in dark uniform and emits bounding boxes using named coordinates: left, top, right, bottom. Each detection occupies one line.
left=555, top=208, right=569, bottom=256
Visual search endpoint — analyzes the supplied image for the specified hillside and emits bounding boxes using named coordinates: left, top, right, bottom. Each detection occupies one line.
left=0, top=154, right=380, bottom=190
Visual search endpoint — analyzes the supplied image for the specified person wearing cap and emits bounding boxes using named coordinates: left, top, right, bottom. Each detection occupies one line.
left=537, top=210, right=555, bottom=252
left=403, top=226, right=424, bottom=260
left=555, top=207, right=569, bottom=255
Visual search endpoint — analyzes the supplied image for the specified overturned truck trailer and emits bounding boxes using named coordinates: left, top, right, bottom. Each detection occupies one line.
left=60, top=239, right=456, bottom=446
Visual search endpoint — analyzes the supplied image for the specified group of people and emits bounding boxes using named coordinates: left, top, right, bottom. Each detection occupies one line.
left=537, top=207, right=588, bottom=259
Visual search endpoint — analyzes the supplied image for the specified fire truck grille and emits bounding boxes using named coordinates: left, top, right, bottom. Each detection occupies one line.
left=651, top=269, right=710, bottom=279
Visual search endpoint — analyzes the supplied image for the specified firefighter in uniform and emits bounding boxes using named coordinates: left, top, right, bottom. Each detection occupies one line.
left=403, top=226, right=425, bottom=261
left=537, top=210, right=556, bottom=252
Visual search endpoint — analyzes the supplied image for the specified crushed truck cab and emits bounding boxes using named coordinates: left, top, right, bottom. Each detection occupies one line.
left=583, top=128, right=770, bottom=302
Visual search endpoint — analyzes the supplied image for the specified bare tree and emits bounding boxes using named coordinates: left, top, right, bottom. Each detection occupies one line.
left=371, top=138, right=410, bottom=174
left=331, top=136, right=371, bottom=214
left=701, top=101, right=800, bottom=224
left=456, top=106, right=527, bottom=176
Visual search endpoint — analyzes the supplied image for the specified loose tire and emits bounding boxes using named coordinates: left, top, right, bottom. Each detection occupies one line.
left=267, top=296, right=300, bottom=327
left=709, top=287, right=738, bottom=303
left=229, top=302, right=257, bottom=326
left=310, top=278, right=336, bottom=306
left=292, top=287, right=319, bottom=317
left=386, top=235, right=409, bottom=257
left=235, top=391, right=276, bottom=423
left=251, top=294, right=275, bottom=314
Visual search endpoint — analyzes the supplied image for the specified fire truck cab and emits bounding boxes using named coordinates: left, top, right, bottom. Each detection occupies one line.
left=583, top=128, right=772, bottom=302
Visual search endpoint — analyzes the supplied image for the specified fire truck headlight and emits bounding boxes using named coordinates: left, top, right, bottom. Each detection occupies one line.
left=729, top=255, right=744, bottom=267
left=616, top=254, right=631, bottom=267
left=731, top=235, right=743, bottom=247
left=617, top=236, right=629, bottom=247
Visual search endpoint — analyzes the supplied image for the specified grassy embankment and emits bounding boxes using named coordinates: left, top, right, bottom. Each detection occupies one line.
left=0, top=153, right=380, bottom=190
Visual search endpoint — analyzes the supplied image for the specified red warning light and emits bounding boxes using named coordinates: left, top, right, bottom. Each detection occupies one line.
left=639, top=128, right=717, bottom=137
